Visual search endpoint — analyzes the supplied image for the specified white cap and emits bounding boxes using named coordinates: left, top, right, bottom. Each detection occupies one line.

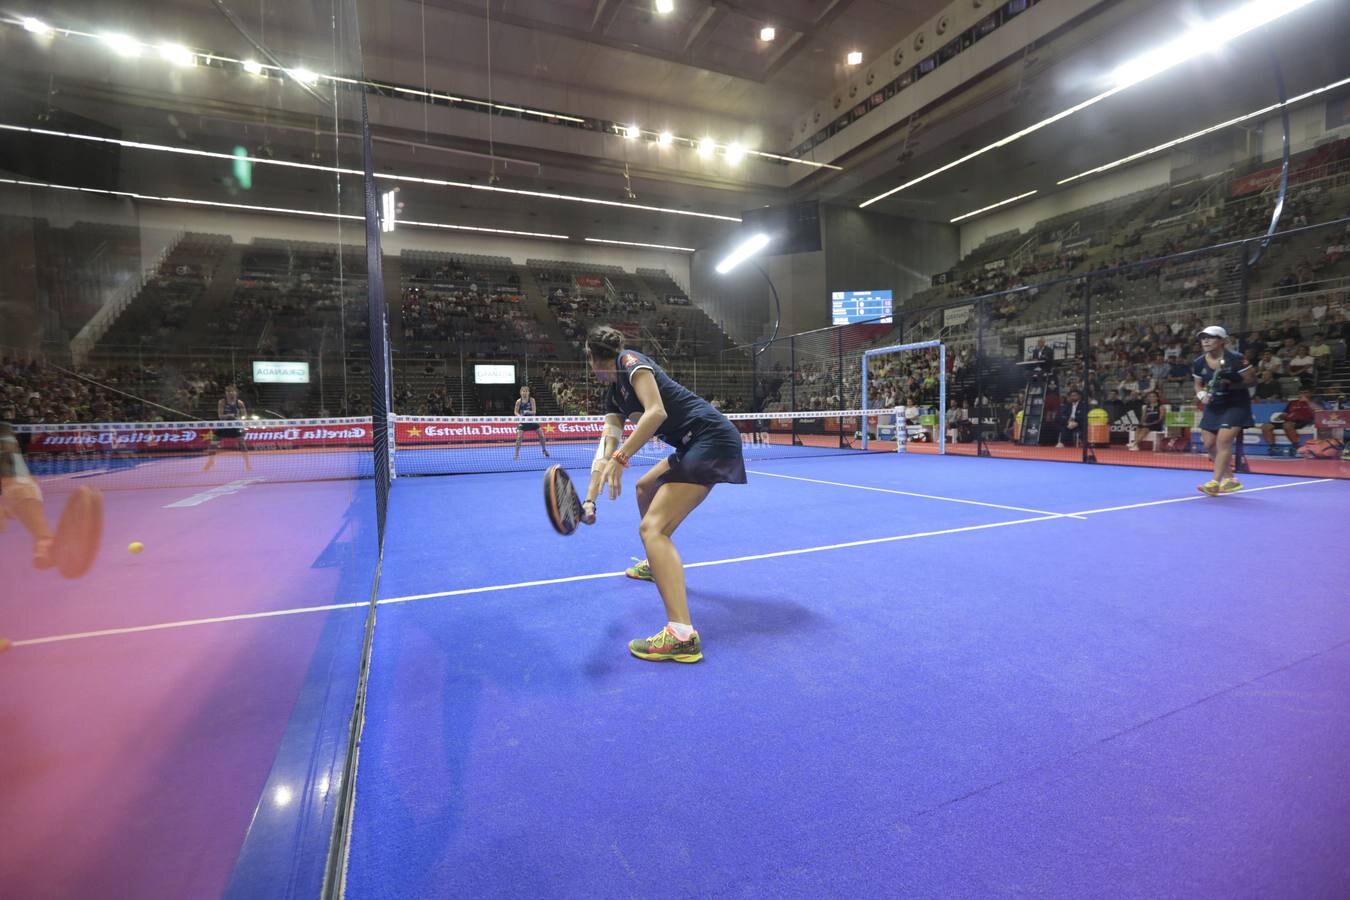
left=1196, top=325, right=1228, bottom=339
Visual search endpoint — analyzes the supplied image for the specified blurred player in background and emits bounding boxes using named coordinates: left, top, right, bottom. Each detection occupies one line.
left=204, top=384, right=251, bottom=472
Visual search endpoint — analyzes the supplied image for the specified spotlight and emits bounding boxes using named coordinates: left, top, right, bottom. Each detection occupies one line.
left=847, top=50, right=863, bottom=66
left=289, top=67, right=319, bottom=85
left=760, top=27, right=776, bottom=42
left=158, top=43, right=195, bottom=67
left=657, top=131, right=673, bottom=148
left=242, top=59, right=264, bottom=75
left=101, top=33, right=143, bottom=58
left=21, top=17, right=51, bottom=35
left=623, top=123, right=640, bottom=140
left=698, top=136, right=715, bottom=158
left=655, top=0, right=675, bottom=14
left=716, top=233, right=770, bottom=274
left=726, top=142, right=745, bottom=165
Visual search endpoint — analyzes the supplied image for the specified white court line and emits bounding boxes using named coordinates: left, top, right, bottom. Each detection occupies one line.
left=746, top=469, right=1088, bottom=519
left=9, top=478, right=1337, bottom=648
left=165, top=477, right=264, bottom=508
left=9, top=600, right=368, bottom=648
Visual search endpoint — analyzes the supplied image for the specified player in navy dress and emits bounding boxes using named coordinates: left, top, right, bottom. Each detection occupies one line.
left=581, top=326, right=746, bottom=663
left=1191, top=325, right=1256, bottom=495
left=512, top=385, right=550, bottom=459
left=204, top=384, right=251, bottom=472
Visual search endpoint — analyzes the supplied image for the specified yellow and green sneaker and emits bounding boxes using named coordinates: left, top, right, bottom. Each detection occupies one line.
left=1197, top=479, right=1221, bottom=496
left=628, top=626, right=702, bottom=663
left=625, top=557, right=654, bottom=582
left=1218, top=478, right=1242, bottom=494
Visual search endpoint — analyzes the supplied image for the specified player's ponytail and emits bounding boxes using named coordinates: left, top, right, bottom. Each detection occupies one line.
left=585, top=325, right=624, bottom=361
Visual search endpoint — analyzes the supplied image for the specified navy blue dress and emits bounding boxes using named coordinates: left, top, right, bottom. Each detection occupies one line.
left=517, top=397, right=539, bottom=431
left=1192, top=349, right=1255, bottom=431
left=605, top=350, right=747, bottom=486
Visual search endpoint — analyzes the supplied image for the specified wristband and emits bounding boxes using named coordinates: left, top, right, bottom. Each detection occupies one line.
left=611, top=449, right=630, bottom=468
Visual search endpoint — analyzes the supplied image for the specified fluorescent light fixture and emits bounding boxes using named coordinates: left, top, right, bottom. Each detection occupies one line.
left=0, top=176, right=576, bottom=240
left=1110, top=0, right=1320, bottom=89
left=657, top=131, right=673, bottom=147
left=586, top=238, right=697, bottom=252
left=698, top=136, right=716, bottom=157
left=847, top=50, right=863, bottom=66
left=0, top=122, right=744, bottom=222
left=716, top=232, right=771, bottom=274
left=1059, top=75, right=1350, bottom=186
left=725, top=142, right=745, bottom=165
left=381, top=188, right=397, bottom=233
left=289, top=67, right=319, bottom=85
left=760, top=26, right=776, bottom=42
left=860, top=0, right=1326, bottom=209
left=101, top=32, right=141, bottom=57
left=623, top=123, right=640, bottom=140
left=158, top=43, right=195, bottom=66
left=656, top=0, right=675, bottom=14
left=950, top=190, right=1038, bottom=224
left=21, top=17, right=51, bottom=35
left=242, top=58, right=263, bottom=75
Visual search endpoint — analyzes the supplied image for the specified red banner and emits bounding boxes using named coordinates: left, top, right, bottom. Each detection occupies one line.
left=1230, top=166, right=1283, bottom=198
left=26, top=423, right=372, bottom=452
left=395, top=419, right=634, bottom=445
left=1315, top=409, right=1349, bottom=433
left=575, top=274, right=603, bottom=288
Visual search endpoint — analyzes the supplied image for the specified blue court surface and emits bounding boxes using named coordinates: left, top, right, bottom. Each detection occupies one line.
left=344, top=454, right=1349, bottom=898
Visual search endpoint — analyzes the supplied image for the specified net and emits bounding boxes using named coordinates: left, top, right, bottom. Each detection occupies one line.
left=391, top=409, right=904, bottom=476
left=13, top=417, right=375, bottom=491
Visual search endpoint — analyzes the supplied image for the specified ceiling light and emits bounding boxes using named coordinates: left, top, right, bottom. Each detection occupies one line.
left=725, top=142, right=745, bottom=165
left=716, top=233, right=771, bottom=274
left=21, top=17, right=51, bottom=35
left=0, top=121, right=743, bottom=223
left=847, top=50, right=863, bottom=66
left=158, top=43, right=195, bottom=66
left=760, top=27, right=776, bottom=42
left=698, top=136, right=716, bottom=157
left=242, top=59, right=264, bottom=75
left=950, top=190, right=1038, bottom=224
left=657, top=131, right=673, bottom=148
left=586, top=238, right=697, bottom=253
left=101, top=33, right=142, bottom=57
left=1058, top=75, right=1350, bottom=186
left=289, top=67, right=320, bottom=85
left=623, top=123, right=640, bottom=140
left=1110, top=0, right=1320, bottom=89
left=655, top=0, right=675, bottom=14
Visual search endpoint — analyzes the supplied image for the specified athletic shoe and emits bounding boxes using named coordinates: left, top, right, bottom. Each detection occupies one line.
left=625, top=557, right=654, bottom=581
left=1197, top=479, right=1222, bottom=496
left=1219, top=478, right=1242, bottom=494
left=629, top=626, right=702, bottom=663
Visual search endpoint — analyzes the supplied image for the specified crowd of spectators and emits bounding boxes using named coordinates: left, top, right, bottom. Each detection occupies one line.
left=1, top=357, right=238, bottom=424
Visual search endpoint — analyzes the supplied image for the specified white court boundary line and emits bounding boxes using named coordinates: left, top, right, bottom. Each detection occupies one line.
left=746, top=469, right=1088, bottom=519
left=8, top=478, right=1334, bottom=649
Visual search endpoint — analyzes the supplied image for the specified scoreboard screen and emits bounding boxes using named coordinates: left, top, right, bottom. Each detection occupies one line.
left=831, top=289, right=893, bottom=325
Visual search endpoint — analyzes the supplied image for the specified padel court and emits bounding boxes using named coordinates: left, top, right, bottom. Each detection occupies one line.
left=3, top=439, right=1346, bottom=898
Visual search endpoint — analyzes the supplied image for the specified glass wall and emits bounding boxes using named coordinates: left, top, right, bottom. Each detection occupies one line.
left=0, top=3, right=376, bottom=896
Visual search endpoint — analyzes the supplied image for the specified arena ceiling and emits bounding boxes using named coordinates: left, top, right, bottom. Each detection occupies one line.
left=1, top=0, right=1347, bottom=255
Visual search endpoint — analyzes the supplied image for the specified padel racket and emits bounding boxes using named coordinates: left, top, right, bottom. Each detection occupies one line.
left=543, top=465, right=584, bottom=536
left=53, top=486, right=103, bottom=578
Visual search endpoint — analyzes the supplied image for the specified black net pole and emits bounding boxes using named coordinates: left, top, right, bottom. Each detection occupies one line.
left=975, top=298, right=987, bottom=456
left=789, top=335, right=798, bottom=445
left=837, top=328, right=845, bottom=448
left=1082, top=273, right=1094, bottom=464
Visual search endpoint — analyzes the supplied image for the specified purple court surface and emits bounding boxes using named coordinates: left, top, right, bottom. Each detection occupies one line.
left=3, top=453, right=1347, bottom=898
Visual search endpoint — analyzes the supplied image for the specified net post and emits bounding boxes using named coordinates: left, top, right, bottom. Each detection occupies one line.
left=789, top=335, right=798, bottom=447
left=1082, top=273, right=1095, bottom=464
left=860, top=349, right=870, bottom=451
left=837, top=328, right=845, bottom=449
left=939, top=342, right=950, bottom=458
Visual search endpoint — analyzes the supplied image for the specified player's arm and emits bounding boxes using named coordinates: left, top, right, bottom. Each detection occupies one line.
left=217, top=398, right=225, bottom=418
left=583, top=413, right=625, bottom=515
left=1193, top=373, right=1210, bottom=404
